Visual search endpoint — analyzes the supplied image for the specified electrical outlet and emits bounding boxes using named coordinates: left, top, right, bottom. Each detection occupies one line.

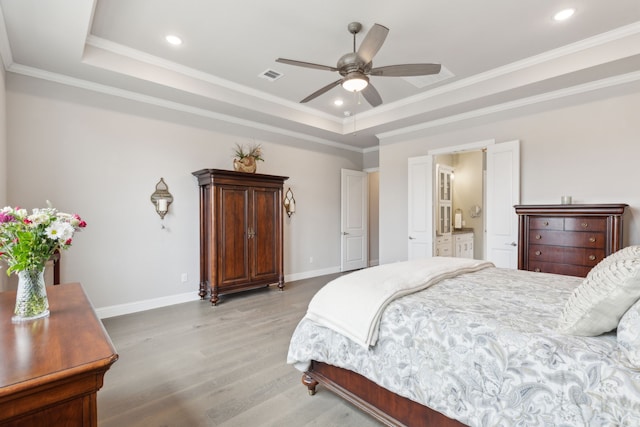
left=181, top=273, right=188, bottom=283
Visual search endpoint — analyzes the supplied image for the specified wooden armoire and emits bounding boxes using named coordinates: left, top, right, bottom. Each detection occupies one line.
left=192, top=169, right=288, bottom=305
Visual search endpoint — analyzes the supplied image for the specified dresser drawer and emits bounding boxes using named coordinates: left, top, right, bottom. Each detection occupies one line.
left=527, top=261, right=592, bottom=277
left=528, top=244, right=605, bottom=267
left=564, top=217, right=607, bottom=232
left=528, top=230, right=606, bottom=248
left=530, top=217, right=564, bottom=230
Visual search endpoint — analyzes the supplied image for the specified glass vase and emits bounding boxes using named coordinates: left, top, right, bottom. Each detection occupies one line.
left=12, top=268, right=49, bottom=323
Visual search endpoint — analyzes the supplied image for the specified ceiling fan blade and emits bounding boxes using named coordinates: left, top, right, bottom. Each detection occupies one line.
left=357, top=24, right=389, bottom=64
left=276, top=58, right=337, bottom=72
left=300, top=79, right=343, bottom=103
left=369, top=63, right=442, bottom=77
left=361, top=84, right=382, bottom=107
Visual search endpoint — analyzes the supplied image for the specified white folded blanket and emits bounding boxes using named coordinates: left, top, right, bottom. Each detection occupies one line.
left=304, top=257, right=494, bottom=348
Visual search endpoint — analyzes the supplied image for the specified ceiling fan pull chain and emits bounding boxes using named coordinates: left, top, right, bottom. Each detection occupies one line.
left=353, top=111, right=357, bottom=136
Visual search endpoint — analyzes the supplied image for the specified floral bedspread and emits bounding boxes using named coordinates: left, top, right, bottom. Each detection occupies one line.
left=287, top=267, right=640, bottom=427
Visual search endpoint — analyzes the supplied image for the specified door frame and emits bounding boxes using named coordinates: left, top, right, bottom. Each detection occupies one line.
left=427, top=140, right=495, bottom=257
left=423, top=139, right=519, bottom=267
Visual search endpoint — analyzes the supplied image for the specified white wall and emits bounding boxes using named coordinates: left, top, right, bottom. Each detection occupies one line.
left=379, top=88, right=640, bottom=264
left=0, top=64, right=6, bottom=290
left=4, top=74, right=362, bottom=314
left=0, top=64, right=5, bottom=206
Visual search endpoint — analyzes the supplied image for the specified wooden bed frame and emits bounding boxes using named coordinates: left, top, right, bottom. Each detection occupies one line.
left=303, top=361, right=466, bottom=427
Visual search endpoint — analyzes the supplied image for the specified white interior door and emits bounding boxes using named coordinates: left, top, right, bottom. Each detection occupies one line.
left=341, top=169, right=368, bottom=272
left=408, top=156, right=434, bottom=260
left=486, top=140, right=520, bottom=268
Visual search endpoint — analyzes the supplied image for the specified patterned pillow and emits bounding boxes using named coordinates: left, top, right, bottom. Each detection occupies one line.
left=618, top=299, right=640, bottom=367
left=556, top=246, right=640, bottom=336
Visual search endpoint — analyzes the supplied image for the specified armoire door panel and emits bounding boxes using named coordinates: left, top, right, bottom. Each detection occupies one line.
left=252, top=187, right=279, bottom=279
left=218, top=186, right=250, bottom=285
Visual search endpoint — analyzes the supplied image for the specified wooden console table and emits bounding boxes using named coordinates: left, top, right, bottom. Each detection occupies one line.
left=0, top=283, right=118, bottom=426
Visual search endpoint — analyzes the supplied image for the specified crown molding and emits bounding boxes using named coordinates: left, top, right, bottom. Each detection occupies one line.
left=377, top=70, right=640, bottom=142
left=85, top=35, right=344, bottom=126
left=361, top=21, right=640, bottom=124
left=7, top=63, right=365, bottom=153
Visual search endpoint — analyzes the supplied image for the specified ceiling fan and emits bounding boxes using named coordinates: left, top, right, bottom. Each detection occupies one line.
left=276, top=22, right=441, bottom=107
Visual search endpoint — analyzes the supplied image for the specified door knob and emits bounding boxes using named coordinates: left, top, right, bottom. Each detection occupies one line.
left=408, top=236, right=416, bottom=240
left=342, top=232, right=349, bottom=235
left=505, top=242, right=517, bottom=246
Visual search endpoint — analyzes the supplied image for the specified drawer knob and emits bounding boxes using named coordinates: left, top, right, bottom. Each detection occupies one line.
left=544, top=221, right=549, bottom=226
left=589, top=255, right=596, bottom=261
left=535, top=234, right=542, bottom=240
left=534, top=268, right=541, bottom=272
left=581, top=222, right=589, bottom=228
left=589, top=237, right=596, bottom=243
left=535, top=250, right=541, bottom=256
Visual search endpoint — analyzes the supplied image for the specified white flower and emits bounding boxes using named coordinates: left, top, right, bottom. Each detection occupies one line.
left=29, top=211, right=51, bottom=226
left=45, top=220, right=74, bottom=242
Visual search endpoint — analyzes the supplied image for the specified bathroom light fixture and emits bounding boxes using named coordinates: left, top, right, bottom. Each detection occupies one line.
left=283, top=188, right=296, bottom=217
left=150, top=178, right=173, bottom=219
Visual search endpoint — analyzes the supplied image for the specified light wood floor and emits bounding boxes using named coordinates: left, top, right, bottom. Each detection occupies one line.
left=98, top=275, right=385, bottom=427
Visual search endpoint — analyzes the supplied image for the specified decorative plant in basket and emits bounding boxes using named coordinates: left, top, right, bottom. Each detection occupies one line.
left=0, top=202, right=86, bottom=322
left=233, top=142, right=263, bottom=173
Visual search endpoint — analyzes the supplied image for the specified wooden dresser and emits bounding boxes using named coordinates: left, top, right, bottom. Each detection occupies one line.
left=0, top=283, right=118, bottom=427
left=193, top=169, right=288, bottom=305
left=515, top=204, right=627, bottom=277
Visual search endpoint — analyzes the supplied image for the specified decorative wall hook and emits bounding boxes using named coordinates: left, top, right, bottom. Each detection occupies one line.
left=150, top=178, right=173, bottom=219
left=283, top=188, right=296, bottom=217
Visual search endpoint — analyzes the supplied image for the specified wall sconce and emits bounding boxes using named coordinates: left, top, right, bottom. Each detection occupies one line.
left=150, top=177, right=173, bottom=219
left=283, top=188, right=296, bottom=217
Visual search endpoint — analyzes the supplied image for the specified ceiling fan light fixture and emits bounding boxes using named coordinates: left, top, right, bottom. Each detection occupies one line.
left=342, top=72, right=369, bottom=92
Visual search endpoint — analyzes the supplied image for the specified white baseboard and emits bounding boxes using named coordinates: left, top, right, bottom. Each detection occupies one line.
left=96, top=266, right=342, bottom=319
left=284, top=265, right=341, bottom=282
left=96, top=291, right=202, bottom=319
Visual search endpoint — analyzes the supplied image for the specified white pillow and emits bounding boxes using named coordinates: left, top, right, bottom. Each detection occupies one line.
left=556, top=245, right=640, bottom=336
left=618, top=299, right=640, bottom=368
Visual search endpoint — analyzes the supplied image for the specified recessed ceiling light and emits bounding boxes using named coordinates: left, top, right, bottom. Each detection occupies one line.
left=554, top=8, right=575, bottom=21
left=165, top=35, right=182, bottom=46
left=334, top=99, right=344, bottom=106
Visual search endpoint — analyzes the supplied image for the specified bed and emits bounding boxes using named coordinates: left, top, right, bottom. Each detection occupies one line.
left=287, top=251, right=640, bottom=426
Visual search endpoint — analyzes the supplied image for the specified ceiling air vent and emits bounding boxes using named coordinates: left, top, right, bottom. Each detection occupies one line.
left=259, top=69, right=283, bottom=82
